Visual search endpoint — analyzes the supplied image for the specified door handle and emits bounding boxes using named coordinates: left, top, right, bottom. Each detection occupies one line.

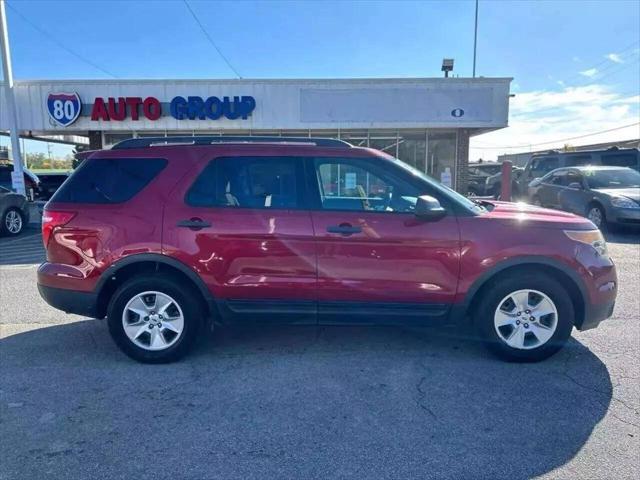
left=326, top=224, right=362, bottom=235
left=177, top=218, right=211, bottom=230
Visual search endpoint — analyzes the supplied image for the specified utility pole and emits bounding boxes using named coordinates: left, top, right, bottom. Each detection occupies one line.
left=0, top=0, right=25, bottom=195
left=472, top=0, right=479, bottom=78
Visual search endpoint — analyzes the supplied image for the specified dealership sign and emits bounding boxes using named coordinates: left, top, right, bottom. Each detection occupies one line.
left=47, top=92, right=82, bottom=126
left=46, top=92, right=256, bottom=126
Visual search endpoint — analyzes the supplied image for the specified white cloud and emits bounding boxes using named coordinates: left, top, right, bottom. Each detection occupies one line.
left=579, top=68, right=598, bottom=77
left=470, top=85, right=640, bottom=161
left=606, top=53, right=623, bottom=63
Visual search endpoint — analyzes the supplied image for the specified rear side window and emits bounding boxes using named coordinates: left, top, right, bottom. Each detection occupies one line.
left=51, top=158, right=167, bottom=204
left=564, top=154, right=593, bottom=167
left=601, top=153, right=639, bottom=169
left=186, top=157, right=301, bottom=209
left=530, top=157, right=559, bottom=176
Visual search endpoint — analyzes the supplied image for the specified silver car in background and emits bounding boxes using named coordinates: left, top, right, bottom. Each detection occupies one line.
left=0, top=186, right=29, bottom=236
left=528, top=166, right=640, bottom=230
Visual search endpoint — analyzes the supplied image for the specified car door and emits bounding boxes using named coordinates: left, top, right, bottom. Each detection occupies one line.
left=539, top=170, right=567, bottom=208
left=163, top=154, right=317, bottom=323
left=307, top=156, right=460, bottom=324
left=558, top=170, right=590, bottom=215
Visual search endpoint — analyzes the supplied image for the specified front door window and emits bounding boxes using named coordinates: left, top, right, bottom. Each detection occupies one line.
left=314, top=158, right=422, bottom=213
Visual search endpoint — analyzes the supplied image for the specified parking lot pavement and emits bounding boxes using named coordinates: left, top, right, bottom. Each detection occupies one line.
left=0, top=230, right=638, bottom=480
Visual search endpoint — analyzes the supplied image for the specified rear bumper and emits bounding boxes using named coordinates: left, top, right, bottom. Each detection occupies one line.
left=37, top=284, right=100, bottom=318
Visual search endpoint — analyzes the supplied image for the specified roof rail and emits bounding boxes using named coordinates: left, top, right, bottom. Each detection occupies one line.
left=111, top=136, right=352, bottom=150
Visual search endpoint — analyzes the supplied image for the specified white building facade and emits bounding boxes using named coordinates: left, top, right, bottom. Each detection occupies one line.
left=1, top=77, right=512, bottom=192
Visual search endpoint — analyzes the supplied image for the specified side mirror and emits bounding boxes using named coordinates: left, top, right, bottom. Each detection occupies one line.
left=415, top=195, right=446, bottom=220
left=568, top=182, right=583, bottom=190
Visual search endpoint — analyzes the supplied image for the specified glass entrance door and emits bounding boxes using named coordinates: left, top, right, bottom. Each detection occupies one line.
left=427, top=132, right=457, bottom=189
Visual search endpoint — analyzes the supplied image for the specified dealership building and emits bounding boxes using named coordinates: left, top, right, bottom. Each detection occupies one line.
left=1, top=77, right=512, bottom=192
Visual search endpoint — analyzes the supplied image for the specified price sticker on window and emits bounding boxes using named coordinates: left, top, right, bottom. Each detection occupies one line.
left=345, top=172, right=357, bottom=189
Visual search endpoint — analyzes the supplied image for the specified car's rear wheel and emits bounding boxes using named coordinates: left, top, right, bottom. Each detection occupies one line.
left=1, top=208, right=24, bottom=236
left=531, top=195, right=542, bottom=207
left=475, top=272, right=574, bottom=362
left=107, top=275, right=203, bottom=363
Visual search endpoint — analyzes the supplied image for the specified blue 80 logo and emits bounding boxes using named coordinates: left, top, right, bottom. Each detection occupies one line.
left=451, top=108, right=465, bottom=118
left=46, top=92, right=82, bottom=127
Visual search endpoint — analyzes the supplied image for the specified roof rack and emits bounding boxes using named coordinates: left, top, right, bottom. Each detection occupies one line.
left=111, top=136, right=352, bottom=150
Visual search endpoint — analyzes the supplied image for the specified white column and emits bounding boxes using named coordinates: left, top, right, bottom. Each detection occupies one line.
left=0, top=0, right=25, bottom=195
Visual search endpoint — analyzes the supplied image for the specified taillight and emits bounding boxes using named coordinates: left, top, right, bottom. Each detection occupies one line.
left=42, top=210, right=76, bottom=247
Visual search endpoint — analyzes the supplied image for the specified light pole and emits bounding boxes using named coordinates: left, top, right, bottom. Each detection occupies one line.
left=472, top=0, right=479, bottom=78
left=0, top=0, right=25, bottom=195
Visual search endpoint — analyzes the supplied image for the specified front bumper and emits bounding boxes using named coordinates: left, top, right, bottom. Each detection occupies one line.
left=37, top=284, right=100, bottom=318
left=577, top=300, right=615, bottom=331
left=610, top=206, right=640, bottom=225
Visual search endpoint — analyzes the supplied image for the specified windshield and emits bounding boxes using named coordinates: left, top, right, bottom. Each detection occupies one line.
left=584, top=169, right=640, bottom=189
left=388, top=156, right=486, bottom=213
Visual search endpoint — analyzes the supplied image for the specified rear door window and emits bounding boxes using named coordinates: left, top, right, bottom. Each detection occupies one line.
left=530, top=157, right=559, bottom=177
left=51, top=158, right=167, bottom=204
left=563, top=155, right=593, bottom=167
left=600, top=152, right=639, bottom=169
left=547, top=171, right=566, bottom=185
left=563, top=171, right=584, bottom=187
left=186, top=156, right=303, bottom=209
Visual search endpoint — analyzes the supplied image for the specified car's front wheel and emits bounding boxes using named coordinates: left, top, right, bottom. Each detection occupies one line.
left=475, top=272, right=574, bottom=362
left=586, top=204, right=606, bottom=230
left=107, top=275, right=203, bottom=363
left=1, top=208, right=24, bottom=236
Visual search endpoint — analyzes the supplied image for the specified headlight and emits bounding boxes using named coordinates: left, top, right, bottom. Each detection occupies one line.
left=610, top=196, right=639, bottom=209
left=564, top=230, right=608, bottom=256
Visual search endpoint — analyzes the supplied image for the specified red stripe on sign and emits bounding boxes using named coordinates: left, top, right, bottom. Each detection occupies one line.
left=49, top=94, right=78, bottom=101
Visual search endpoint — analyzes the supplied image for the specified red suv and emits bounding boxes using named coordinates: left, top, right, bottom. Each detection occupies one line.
left=38, top=137, right=617, bottom=363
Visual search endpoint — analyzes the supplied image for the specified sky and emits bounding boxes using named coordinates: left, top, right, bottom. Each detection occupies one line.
left=0, top=0, right=639, bottom=161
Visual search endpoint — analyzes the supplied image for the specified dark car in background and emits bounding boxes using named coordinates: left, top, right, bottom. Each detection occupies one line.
left=485, top=166, right=524, bottom=199
left=36, top=172, right=70, bottom=200
left=0, top=163, right=40, bottom=201
left=517, top=147, right=640, bottom=199
left=467, top=162, right=503, bottom=196
left=0, top=185, right=29, bottom=236
left=528, top=166, right=640, bottom=229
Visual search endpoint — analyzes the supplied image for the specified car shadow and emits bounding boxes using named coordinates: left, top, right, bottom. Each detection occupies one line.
left=0, top=320, right=612, bottom=479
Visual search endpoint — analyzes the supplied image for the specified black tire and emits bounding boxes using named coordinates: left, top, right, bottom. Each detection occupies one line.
left=475, top=271, right=574, bottom=362
left=1, top=207, right=25, bottom=236
left=107, top=274, right=203, bottom=363
left=586, top=203, right=607, bottom=231
left=531, top=195, right=542, bottom=207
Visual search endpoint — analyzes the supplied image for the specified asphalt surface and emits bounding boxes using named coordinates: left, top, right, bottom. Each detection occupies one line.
left=1, top=227, right=638, bottom=479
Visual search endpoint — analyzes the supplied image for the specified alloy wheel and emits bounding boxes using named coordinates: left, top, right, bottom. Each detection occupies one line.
left=122, top=291, right=184, bottom=351
left=494, top=289, right=558, bottom=350
left=5, top=210, right=22, bottom=234
left=587, top=207, right=603, bottom=228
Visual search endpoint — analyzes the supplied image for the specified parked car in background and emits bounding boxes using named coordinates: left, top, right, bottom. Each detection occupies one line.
left=0, top=163, right=40, bottom=201
left=467, top=162, right=503, bottom=196
left=528, top=166, right=640, bottom=229
left=0, top=185, right=29, bottom=236
left=517, top=147, right=640, bottom=199
left=36, top=172, right=70, bottom=200
left=485, top=166, right=524, bottom=199
left=37, top=136, right=617, bottom=364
